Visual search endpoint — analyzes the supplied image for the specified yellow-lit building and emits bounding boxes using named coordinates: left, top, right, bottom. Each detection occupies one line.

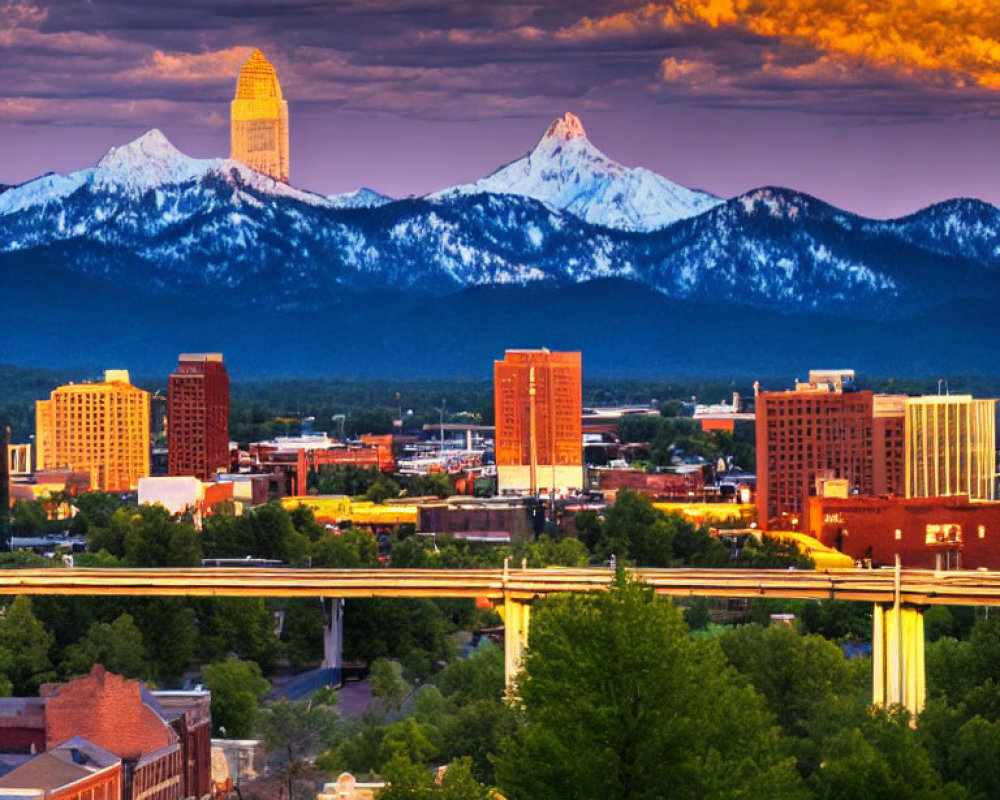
left=905, top=395, right=997, bottom=501
left=231, top=49, right=289, bottom=183
left=35, top=370, right=150, bottom=493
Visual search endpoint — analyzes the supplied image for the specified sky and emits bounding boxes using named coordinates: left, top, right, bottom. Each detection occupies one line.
left=2, top=0, right=1000, bottom=218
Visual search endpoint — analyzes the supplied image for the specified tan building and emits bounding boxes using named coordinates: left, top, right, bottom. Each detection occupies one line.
left=36, top=370, right=150, bottom=493
left=905, top=395, right=997, bottom=501
left=230, top=49, right=289, bottom=182
left=494, top=349, right=583, bottom=494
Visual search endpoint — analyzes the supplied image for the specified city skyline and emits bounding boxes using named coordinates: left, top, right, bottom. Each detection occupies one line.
left=2, top=1, right=1000, bottom=218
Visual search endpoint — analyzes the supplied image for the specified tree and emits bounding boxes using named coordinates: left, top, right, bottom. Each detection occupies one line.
left=60, top=613, right=149, bottom=680
left=0, top=596, right=55, bottom=694
left=370, top=658, right=410, bottom=716
left=494, top=578, right=807, bottom=800
left=203, top=659, right=270, bottom=738
left=258, top=699, right=341, bottom=800
left=73, top=492, right=120, bottom=529
left=379, top=755, right=492, bottom=800
left=10, top=500, right=47, bottom=537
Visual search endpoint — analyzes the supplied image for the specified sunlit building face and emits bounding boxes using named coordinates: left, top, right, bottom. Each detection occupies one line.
left=230, top=49, right=289, bottom=183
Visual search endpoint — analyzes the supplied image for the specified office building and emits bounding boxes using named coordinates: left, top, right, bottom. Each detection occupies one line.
left=35, top=370, right=150, bottom=493
left=873, top=394, right=906, bottom=496
left=494, top=349, right=583, bottom=494
left=168, top=353, right=230, bottom=481
left=905, top=395, right=997, bottom=501
left=755, top=370, right=874, bottom=530
left=230, top=49, right=289, bottom=182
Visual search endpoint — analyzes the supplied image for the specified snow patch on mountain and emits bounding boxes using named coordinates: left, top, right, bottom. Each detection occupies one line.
left=437, top=112, right=722, bottom=232
left=327, top=187, right=393, bottom=209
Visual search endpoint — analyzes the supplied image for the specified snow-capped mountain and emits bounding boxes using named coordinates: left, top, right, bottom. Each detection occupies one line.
left=0, top=129, right=331, bottom=219
left=2, top=127, right=999, bottom=325
left=436, top=112, right=722, bottom=232
left=327, top=187, right=394, bottom=209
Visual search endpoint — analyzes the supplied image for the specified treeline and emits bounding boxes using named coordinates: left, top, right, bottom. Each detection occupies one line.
left=4, top=365, right=999, bottom=443
left=282, top=581, right=1000, bottom=800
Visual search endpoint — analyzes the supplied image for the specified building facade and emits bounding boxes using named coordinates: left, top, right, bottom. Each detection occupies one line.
left=230, top=49, right=289, bottom=182
left=905, top=395, right=997, bottom=501
left=809, top=494, right=1000, bottom=571
left=494, top=349, right=583, bottom=494
left=35, top=370, right=150, bottom=493
left=167, top=353, right=230, bottom=481
left=872, top=394, right=906, bottom=496
left=755, top=370, right=875, bottom=530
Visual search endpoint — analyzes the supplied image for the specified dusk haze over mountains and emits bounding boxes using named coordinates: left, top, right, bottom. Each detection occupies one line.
left=2, top=2, right=1000, bottom=377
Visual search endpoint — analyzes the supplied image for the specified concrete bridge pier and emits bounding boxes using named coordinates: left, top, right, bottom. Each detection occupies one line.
left=499, top=599, right=531, bottom=694
left=321, top=597, right=344, bottom=686
left=872, top=601, right=926, bottom=719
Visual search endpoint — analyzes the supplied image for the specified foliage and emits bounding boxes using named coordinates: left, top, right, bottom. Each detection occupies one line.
left=0, top=550, right=51, bottom=568
left=494, top=578, right=807, bottom=800
left=379, top=755, right=492, bottom=800
left=11, top=500, right=47, bottom=537
left=582, top=490, right=731, bottom=567
left=60, top=613, right=149, bottom=680
left=117, top=505, right=203, bottom=567
left=370, top=658, right=411, bottom=715
left=72, top=492, right=121, bottom=530
left=0, top=597, right=56, bottom=694
left=203, top=659, right=270, bottom=738
left=258, top=699, right=343, bottom=800
left=197, top=597, right=280, bottom=672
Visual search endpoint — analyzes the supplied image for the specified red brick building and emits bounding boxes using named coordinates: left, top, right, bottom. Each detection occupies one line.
left=809, top=494, right=1000, bottom=570
left=756, top=371, right=875, bottom=530
left=168, top=353, right=230, bottom=481
left=872, top=394, right=906, bottom=496
left=152, top=691, right=213, bottom=799
left=41, top=666, right=185, bottom=800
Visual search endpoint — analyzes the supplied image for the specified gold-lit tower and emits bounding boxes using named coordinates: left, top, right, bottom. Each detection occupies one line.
left=36, top=370, right=150, bottom=493
left=230, top=49, right=289, bottom=183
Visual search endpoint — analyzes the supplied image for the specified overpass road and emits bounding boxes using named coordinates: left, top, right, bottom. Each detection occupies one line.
left=3, top=564, right=993, bottom=716
left=0, top=566, right=999, bottom=606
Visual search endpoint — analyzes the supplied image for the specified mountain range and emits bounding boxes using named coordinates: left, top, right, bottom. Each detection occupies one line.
left=1, top=113, right=998, bottom=378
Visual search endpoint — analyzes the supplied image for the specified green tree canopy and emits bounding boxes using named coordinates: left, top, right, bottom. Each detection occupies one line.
left=203, top=659, right=270, bottom=738
left=494, top=578, right=807, bottom=800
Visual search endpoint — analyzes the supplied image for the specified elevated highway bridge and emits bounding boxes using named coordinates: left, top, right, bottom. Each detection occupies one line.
left=4, top=565, right=994, bottom=716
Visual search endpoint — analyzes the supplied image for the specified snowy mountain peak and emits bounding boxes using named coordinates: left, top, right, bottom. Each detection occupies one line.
left=95, top=129, right=220, bottom=192
left=98, top=129, right=181, bottom=169
left=436, top=112, right=722, bottom=231
left=541, top=112, right=587, bottom=144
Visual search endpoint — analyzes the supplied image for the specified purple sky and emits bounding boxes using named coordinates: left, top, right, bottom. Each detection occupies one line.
left=3, top=0, right=1000, bottom=218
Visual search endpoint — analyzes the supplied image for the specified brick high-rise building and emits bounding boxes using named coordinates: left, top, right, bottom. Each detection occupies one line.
left=905, top=395, right=997, bottom=501
left=494, top=349, right=582, bottom=494
left=873, top=394, right=907, bottom=496
left=755, top=370, right=875, bottom=531
left=168, top=353, right=230, bottom=481
left=231, top=49, right=289, bottom=182
left=35, top=370, right=150, bottom=493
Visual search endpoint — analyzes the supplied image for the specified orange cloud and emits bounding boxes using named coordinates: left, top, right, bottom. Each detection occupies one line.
left=564, top=0, right=1000, bottom=89
left=134, top=47, right=255, bottom=83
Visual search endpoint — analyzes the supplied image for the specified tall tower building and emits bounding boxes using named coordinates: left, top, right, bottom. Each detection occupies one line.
left=36, top=370, right=150, bottom=493
left=905, top=396, right=997, bottom=501
left=755, top=370, right=874, bottom=530
left=494, top=349, right=583, bottom=494
left=168, top=353, right=230, bottom=481
left=230, top=49, right=289, bottom=183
